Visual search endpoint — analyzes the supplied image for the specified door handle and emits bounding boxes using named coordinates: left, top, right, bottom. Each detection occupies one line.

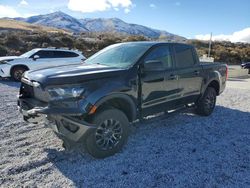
left=169, top=74, right=178, bottom=80
left=194, top=70, right=200, bottom=75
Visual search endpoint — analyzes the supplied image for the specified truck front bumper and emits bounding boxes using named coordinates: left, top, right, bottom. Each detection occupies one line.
left=18, top=98, right=96, bottom=142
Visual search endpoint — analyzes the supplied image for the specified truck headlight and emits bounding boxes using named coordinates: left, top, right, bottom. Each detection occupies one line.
left=48, top=87, right=85, bottom=100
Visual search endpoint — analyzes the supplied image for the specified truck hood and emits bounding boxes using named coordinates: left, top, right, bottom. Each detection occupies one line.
left=23, top=63, right=126, bottom=86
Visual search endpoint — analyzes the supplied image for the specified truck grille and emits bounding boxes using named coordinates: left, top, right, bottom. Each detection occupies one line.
left=20, top=78, right=49, bottom=102
left=20, top=83, right=34, bottom=98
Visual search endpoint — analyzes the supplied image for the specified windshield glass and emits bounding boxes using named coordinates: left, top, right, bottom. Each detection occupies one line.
left=20, top=49, right=39, bottom=58
left=85, top=43, right=151, bottom=68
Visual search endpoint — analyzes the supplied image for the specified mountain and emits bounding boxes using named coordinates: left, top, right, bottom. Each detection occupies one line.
left=14, top=11, right=185, bottom=41
left=79, top=18, right=178, bottom=39
left=15, top=11, right=88, bottom=33
left=0, top=18, right=68, bottom=33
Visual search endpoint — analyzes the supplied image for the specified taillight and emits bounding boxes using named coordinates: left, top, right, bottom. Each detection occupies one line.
left=226, top=65, right=228, bottom=80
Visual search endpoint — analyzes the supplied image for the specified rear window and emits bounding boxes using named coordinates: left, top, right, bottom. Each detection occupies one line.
left=53, top=51, right=79, bottom=58
left=174, top=44, right=195, bottom=68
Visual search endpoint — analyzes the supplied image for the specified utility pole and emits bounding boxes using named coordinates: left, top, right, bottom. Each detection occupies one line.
left=208, top=32, right=212, bottom=57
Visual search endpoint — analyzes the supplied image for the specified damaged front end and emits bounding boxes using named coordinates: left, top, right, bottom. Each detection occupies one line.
left=18, top=77, right=97, bottom=150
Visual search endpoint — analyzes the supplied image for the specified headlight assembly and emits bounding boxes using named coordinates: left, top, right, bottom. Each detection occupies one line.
left=48, top=87, right=85, bottom=100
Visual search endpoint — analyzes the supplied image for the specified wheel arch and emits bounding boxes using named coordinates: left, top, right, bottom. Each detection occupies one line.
left=10, top=64, right=29, bottom=75
left=94, top=93, right=137, bottom=122
left=207, top=80, right=220, bottom=95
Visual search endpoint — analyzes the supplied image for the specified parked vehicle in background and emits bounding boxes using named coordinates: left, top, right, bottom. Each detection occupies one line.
left=0, top=48, right=85, bottom=81
left=18, top=42, right=228, bottom=158
left=241, top=62, right=250, bottom=74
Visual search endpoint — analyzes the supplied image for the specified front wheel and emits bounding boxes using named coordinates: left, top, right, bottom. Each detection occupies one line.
left=195, top=87, right=217, bottom=116
left=11, top=66, right=27, bottom=81
left=84, top=108, right=129, bottom=158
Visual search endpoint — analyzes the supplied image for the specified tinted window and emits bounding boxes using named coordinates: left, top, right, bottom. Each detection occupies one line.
left=53, top=51, right=79, bottom=58
left=144, top=46, right=172, bottom=69
left=32, top=50, right=54, bottom=58
left=174, top=44, right=195, bottom=68
left=85, top=43, right=151, bottom=68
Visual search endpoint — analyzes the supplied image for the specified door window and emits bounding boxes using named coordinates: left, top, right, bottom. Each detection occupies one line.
left=144, top=46, right=173, bottom=69
left=31, top=50, right=54, bottom=58
left=53, top=51, right=79, bottom=58
left=174, top=44, right=195, bottom=68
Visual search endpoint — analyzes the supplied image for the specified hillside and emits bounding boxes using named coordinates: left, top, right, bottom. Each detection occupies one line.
left=0, top=19, right=68, bottom=33
left=14, top=11, right=185, bottom=41
left=0, top=30, right=249, bottom=64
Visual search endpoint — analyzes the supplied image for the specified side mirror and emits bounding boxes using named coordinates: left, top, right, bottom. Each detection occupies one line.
left=144, top=60, right=164, bottom=71
left=33, top=55, right=40, bottom=61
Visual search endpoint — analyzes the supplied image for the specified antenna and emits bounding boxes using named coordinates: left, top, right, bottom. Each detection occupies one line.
left=208, top=32, right=212, bottom=57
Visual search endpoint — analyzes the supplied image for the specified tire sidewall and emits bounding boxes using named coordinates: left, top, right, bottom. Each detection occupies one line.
left=11, top=67, right=26, bottom=81
left=85, top=109, right=129, bottom=158
left=197, top=87, right=217, bottom=116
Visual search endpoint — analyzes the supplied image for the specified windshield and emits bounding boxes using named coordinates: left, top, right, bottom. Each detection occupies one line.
left=20, top=49, right=39, bottom=58
left=85, top=43, right=151, bottom=68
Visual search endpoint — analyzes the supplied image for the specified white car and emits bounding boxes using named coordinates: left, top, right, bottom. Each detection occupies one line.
left=0, top=48, right=85, bottom=81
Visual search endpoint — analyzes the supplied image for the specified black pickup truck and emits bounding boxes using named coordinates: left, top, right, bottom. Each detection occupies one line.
left=18, top=42, right=227, bottom=158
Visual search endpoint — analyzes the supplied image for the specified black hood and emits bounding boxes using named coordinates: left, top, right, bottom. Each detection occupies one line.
left=23, top=63, right=126, bottom=86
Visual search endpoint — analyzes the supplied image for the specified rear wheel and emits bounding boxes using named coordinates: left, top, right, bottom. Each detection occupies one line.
left=84, top=108, right=129, bottom=158
left=196, top=87, right=217, bottom=116
left=11, top=66, right=28, bottom=81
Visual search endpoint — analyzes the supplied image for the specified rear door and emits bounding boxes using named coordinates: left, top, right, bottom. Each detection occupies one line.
left=141, top=45, right=179, bottom=116
left=52, top=51, right=81, bottom=66
left=173, top=44, right=203, bottom=103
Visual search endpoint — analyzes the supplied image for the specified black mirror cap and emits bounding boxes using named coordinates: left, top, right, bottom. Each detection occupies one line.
left=144, top=60, right=164, bottom=71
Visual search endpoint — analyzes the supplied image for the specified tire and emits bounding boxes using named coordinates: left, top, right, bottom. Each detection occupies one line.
left=84, top=108, right=129, bottom=158
left=11, top=66, right=27, bottom=81
left=195, top=87, right=217, bottom=116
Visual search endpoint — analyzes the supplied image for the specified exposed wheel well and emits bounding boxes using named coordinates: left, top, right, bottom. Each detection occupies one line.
left=10, top=65, right=29, bottom=75
left=207, top=80, right=220, bottom=95
left=97, top=97, right=136, bottom=122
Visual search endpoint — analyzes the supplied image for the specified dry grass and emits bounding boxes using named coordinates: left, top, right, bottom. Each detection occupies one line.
left=0, top=19, right=69, bottom=34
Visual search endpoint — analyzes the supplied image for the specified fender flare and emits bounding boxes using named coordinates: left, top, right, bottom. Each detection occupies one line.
left=94, top=93, right=137, bottom=122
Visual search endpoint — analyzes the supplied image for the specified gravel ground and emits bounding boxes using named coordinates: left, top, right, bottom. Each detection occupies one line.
left=0, top=78, right=250, bottom=188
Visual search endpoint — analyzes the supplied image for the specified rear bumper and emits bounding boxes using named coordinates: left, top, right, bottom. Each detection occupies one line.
left=18, top=98, right=96, bottom=142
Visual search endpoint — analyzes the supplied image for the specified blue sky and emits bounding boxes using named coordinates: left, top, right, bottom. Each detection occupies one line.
left=0, top=0, right=249, bottom=42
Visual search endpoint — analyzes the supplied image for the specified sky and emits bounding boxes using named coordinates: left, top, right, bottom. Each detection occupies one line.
left=0, top=0, right=249, bottom=42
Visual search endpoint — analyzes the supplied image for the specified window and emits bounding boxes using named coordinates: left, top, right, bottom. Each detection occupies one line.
left=32, top=50, right=55, bottom=58
left=174, top=44, right=195, bottom=68
left=53, top=51, right=79, bottom=58
left=31, top=50, right=79, bottom=59
left=85, top=43, right=151, bottom=68
left=144, top=46, right=172, bottom=69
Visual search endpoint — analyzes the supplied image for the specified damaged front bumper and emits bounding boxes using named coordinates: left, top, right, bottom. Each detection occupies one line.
left=18, top=98, right=96, bottom=142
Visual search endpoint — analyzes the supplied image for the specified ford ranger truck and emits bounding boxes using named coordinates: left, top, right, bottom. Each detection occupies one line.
left=18, top=42, right=228, bottom=158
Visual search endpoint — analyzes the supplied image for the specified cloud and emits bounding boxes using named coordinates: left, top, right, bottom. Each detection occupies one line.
left=149, top=3, right=156, bottom=9
left=19, top=0, right=28, bottom=6
left=68, top=0, right=133, bottom=13
left=124, top=8, right=130, bottom=14
left=195, top=28, right=250, bottom=43
left=0, top=5, right=21, bottom=17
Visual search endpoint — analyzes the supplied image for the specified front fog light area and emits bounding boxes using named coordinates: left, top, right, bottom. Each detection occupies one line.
left=48, top=87, right=85, bottom=100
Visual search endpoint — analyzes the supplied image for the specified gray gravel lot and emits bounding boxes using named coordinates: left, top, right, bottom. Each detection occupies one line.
left=0, top=78, right=250, bottom=188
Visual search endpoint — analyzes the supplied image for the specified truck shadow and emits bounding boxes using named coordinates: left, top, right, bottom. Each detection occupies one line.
left=0, top=78, right=20, bottom=88
left=45, top=105, right=250, bottom=187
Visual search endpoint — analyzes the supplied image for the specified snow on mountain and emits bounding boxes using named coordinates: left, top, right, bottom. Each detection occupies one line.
left=15, top=11, right=88, bottom=33
left=14, top=12, right=185, bottom=40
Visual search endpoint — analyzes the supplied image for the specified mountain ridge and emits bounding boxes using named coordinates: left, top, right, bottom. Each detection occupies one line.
left=14, top=11, right=186, bottom=41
